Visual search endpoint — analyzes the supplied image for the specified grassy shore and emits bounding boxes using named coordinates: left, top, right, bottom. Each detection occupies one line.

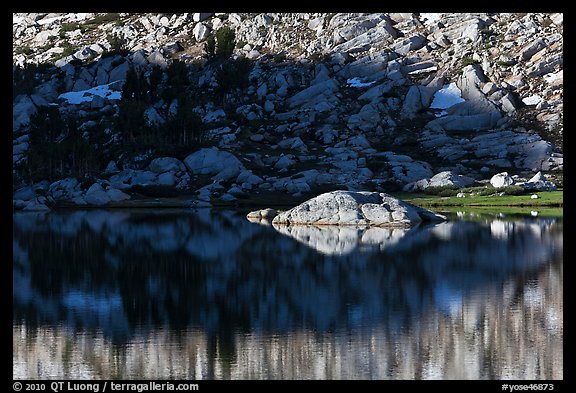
left=391, top=189, right=563, bottom=218
left=392, top=189, right=563, bottom=207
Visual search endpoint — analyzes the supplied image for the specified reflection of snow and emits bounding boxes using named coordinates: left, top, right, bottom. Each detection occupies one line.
left=63, top=290, right=123, bottom=315
left=58, top=82, right=122, bottom=104
left=347, top=77, right=376, bottom=88
left=434, top=281, right=463, bottom=317
left=429, top=82, right=465, bottom=116
left=347, top=306, right=363, bottom=327
left=61, top=289, right=130, bottom=340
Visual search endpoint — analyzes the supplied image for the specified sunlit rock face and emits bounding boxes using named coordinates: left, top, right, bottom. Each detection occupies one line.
left=272, top=190, right=446, bottom=227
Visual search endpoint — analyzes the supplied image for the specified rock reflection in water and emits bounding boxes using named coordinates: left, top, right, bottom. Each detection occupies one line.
left=13, top=209, right=562, bottom=379
left=271, top=223, right=411, bottom=255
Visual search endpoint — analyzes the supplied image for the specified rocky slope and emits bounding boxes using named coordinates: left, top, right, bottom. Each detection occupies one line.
left=12, top=12, right=563, bottom=209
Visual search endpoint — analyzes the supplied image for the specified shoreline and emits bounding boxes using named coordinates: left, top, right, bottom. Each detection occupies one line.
left=14, top=189, right=563, bottom=216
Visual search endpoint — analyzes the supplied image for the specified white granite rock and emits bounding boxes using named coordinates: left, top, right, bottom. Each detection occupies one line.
left=272, top=190, right=445, bottom=227
left=184, top=147, right=245, bottom=182
left=490, top=172, right=515, bottom=188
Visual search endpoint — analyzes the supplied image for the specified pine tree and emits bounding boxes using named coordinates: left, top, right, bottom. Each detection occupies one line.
left=204, top=36, right=216, bottom=58
left=148, top=65, right=164, bottom=101
left=204, top=26, right=236, bottom=61
left=27, top=106, right=66, bottom=181
left=122, top=65, right=150, bottom=102
left=215, top=26, right=236, bottom=59
left=116, top=65, right=152, bottom=151
left=158, top=94, right=204, bottom=155
left=162, top=60, right=190, bottom=101
left=215, top=57, right=253, bottom=106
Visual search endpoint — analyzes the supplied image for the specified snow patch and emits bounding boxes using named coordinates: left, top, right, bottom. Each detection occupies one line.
left=420, top=13, right=443, bottom=24
left=407, top=66, right=438, bottom=75
left=429, top=82, right=465, bottom=116
left=36, top=15, right=67, bottom=26
left=13, top=15, right=25, bottom=25
left=347, top=77, right=376, bottom=88
left=543, top=72, right=559, bottom=84
left=522, top=95, right=542, bottom=106
left=58, top=82, right=122, bottom=104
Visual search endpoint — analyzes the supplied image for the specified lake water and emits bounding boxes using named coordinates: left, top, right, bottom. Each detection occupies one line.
left=13, top=208, right=563, bottom=380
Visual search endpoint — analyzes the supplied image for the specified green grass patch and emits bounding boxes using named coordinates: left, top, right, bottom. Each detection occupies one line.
left=85, top=13, right=121, bottom=26
left=60, top=23, right=81, bottom=33
left=394, top=189, right=563, bottom=208
left=54, top=42, right=76, bottom=60
left=14, top=46, right=33, bottom=55
left=325, top=13, right=336, bottom=25
left=420, top=184, right=526, bottom=197
left=461, top=56, right=479, bottom=69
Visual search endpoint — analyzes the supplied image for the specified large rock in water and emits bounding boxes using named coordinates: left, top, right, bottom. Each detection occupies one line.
left=272, top=190, right=446, bottom=227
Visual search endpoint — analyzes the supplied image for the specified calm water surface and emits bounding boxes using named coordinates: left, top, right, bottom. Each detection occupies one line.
left=13, top=208, right=563, bottom=379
